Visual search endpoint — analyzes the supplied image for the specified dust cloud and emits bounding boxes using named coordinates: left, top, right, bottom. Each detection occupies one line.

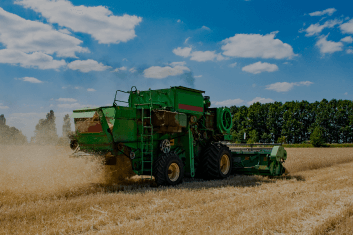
left=0, top=145, right=104, bottom=197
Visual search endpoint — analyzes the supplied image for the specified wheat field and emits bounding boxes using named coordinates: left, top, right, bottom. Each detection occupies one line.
left=1, top=146, right=353, bottom=234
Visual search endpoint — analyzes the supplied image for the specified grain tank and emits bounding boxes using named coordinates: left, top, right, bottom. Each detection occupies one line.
left=70, top=86, right=287, bottom=186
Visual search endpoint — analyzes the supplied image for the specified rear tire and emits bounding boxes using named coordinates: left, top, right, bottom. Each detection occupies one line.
left=199, top=142, right=232, bottom=180
left=153, top=152, right=184, bottom=186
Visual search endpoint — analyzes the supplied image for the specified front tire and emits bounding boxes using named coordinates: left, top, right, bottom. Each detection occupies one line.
left=153, top=152, right=184, bottom=186
left=199, top=143, right=233, bottom=180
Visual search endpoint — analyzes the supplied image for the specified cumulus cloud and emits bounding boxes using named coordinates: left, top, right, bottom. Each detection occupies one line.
left=184, top=37, right=191, bottom=44
left=112, top=66, right=127, bottom=72
left=265, top=81, right=313, bottom=92
left=213, top=99, right=244, bottom=106
left=221, top=32, right=295, bottom=59
left=173, top=47, right=225, bottom=62
left=17, top=77, right=43, bottom=83
left=143, top=62, right=190, bottom=79
left=242, top=61, right=278, bottom=74
left=0, top=103, right=9, bottom=109
left=0, top=7, right=88, bottom=57
left=67, top=59, right=112, bottom=72
left=56, top=98, right=77, bottom=102
left=347, top=49, right=353, bottom=54
left=341, top=36, right=353, bottom=43
left=309, top=8, right=336, bottom=17
left=247, top=97, right=274, bottom=105
left=340, top=19, right=353, bottom=34
left=15, top=0, right=142, bottom=44
left=229, top=62, right=237, bottom=67
left=190, top=50, right=225, bottom=62
left=173, top=47, right=192, bottom=57
left=201, top=26, right=210, bottom=30
left=129, top=68, right=136, bottom=73
left=87, top=88, right=96, bottom=92
left=0, top=49, right=66, bottom=70
left=316, top=35, right=343, bottom=54
left=304, top=19, right=342, bottom=37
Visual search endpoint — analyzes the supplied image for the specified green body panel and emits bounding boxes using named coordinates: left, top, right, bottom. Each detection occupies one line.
left=71, top=86, right=287, bottom=179
left=231, top=146, right=287, bottom=176
left=112, top=106, right=137, bottom=142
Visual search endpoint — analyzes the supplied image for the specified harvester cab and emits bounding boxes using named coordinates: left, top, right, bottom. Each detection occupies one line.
left=70, top=86, right=287, bottom=186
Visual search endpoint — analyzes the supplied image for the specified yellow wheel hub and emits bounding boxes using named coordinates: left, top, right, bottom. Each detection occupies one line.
left=168, top=163, right=180, bottom=182
left=220, top=154, right=230, bottom=175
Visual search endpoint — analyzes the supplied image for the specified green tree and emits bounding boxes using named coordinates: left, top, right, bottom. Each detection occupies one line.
left=310, top=126, right=326, bottom=147
left=247, top=130, right=259, bottom=143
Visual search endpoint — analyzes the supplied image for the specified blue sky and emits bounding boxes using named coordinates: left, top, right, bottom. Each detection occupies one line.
left=1, top=0, right=353, bottom=139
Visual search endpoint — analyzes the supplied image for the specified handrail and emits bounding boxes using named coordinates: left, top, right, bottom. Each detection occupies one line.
left=113, top=88, right=132, bottom=106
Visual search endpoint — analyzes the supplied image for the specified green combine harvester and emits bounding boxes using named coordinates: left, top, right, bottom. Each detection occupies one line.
left=70, top=86, right=287, bottom=186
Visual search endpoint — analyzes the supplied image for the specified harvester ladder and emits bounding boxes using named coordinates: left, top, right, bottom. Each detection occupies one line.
left=140, top=89, right=153, bottom=178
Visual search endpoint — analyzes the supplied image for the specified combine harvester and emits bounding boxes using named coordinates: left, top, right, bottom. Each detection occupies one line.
left=70, top=86, right=287, bottom=186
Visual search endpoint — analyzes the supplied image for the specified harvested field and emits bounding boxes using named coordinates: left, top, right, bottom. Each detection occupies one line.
left=1, top=146, right=353, bottom=234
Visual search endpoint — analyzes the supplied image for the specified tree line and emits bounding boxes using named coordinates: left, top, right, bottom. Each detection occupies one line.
left=229, top=99, right=353, bottom=144
left=0, top=111, right=72, bottom=145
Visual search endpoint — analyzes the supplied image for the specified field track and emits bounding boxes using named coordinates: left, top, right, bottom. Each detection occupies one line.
left=1, top=146, right=353, bottom=234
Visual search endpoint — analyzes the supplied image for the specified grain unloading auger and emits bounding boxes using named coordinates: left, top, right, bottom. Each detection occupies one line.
left=69, top=86, right=287, bottom=186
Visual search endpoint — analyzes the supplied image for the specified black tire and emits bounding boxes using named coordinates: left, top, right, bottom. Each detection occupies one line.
left=153, top=152, right=184, bottom=186
left=70, top=140, right=78, bottom=150
left=199, top=142, right=232, bottom=180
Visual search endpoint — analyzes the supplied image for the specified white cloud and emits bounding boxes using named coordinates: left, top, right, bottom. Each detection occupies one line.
left=340, top=20, right=353, bottom=34
left=194, top=75, right=202, bottom=78
left=177, top=19, right=181, bottom=23
left=169, top=61, right=186, bottom=67
left=87, top=88, right=96, bottom=92
left=173, top=47, right=226, bottom=62
left=304, top=19, right=342, bottom=37
left=15, top=0, right=142, bottom=44
left=68, top=59, right=112, bottom=72
left=18, top=77, right=43, bottom=83
left=347, top=49, right=353, bottom=54
left=213, top=99, right=244, bottom=106
left=309, top=8, right=336, bottom=17
left=344, top=92, right=348, bottom=95
left=229, top=62, right=237, bottom=67
left=341, top=36, right=353, bottom=43
left=221, top=32, right=296, bottom=59
left=58, top=28, right=71, bottom=34
left=0, top=103, right=9, bottom=109
left=201, top=26, right=210, bottom=30
left=143, top=62, right=190, bottom=79
left=129, top=68, right=136, bottom=73
left=112, top=66, right=127, bottom=72
left=247, top=97, right=274, bottom=105
left=242, top=61, right=278, bottom=74
left=0, top=7, right=88, bottom=57
left=0, top=49, right=66, bottom=70
left=184, top=37, right=191, bottom=44
left=57, top=98, right=77, bottom=102
left=316, top=35, right=343, bottom=54
left=173, top=47, right=192, bottom=57
left=265, top=81, right=313, bottom=92
left=190, top=50, right=224, bottom=62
